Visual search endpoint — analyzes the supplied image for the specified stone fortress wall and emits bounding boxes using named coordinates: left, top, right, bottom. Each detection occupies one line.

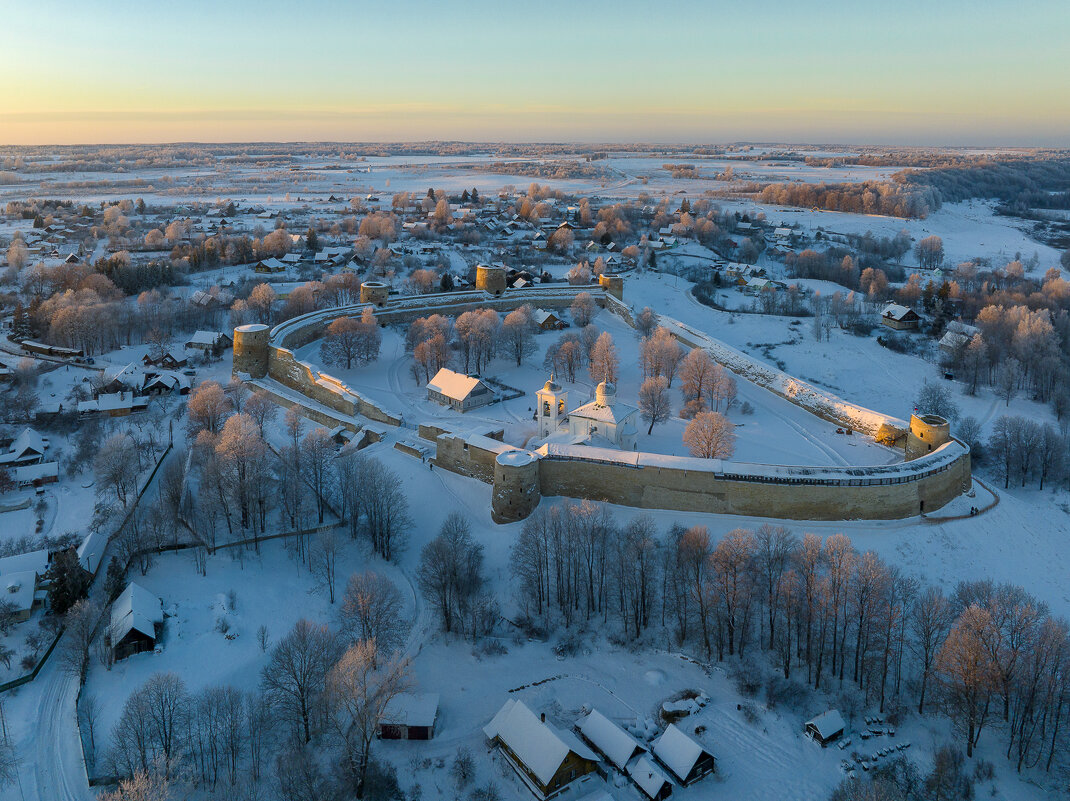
left=232, top=275, right=971, bottom=523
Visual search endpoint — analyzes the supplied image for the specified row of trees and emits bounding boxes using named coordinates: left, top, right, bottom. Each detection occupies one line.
left=510, top=511, right=1070, bottom=769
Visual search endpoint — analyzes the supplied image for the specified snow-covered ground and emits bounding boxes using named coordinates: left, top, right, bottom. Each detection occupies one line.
left=5, top=150, right=1070, bottom=801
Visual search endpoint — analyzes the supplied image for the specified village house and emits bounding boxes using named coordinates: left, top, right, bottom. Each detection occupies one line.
left=379, top=692, right=440, bottom=740
left=185, top=330, right=233, bottom=352
left=880, top=303, right=921, bottom=331
left=11, top=461, right=59, bottom=488
left=142, top=350, right=188, bottom=370
left=0, top=549, right=50, bottom=623
left=426, top=368, right=495, bottom=412
left=0, top=428, right=49, bottom=468
left=651, top=724, right=715, bottom=787
left=805, top=709, right=846, bottom=746
left=109, top=581, right=164, bottom=662
left=78, top=392, right=149, bottom=418
left=484, top=699, right=600, bottom=799
left=938, top=320, right=979, bottom=360
left=532, top=309, right=566, bottom=331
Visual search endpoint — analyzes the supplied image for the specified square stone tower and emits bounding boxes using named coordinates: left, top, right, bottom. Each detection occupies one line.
left=536, top=375, right=567, bottom=439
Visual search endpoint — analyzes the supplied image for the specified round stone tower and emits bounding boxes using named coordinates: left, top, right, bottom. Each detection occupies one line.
left=360, top=281, right=389, bottom=307
left=476, top=264, right=507, bottom=296
left=232, top=323, right=270, bottom=378
left=906, top=413, right=951, bottom=460
left=491, top=449, right=541, bottom=523
left=598, top=273, right=624, bottom=301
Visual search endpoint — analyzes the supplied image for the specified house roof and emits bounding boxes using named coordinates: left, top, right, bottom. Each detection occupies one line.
left=381, top=692, right=440, bottom=728
left=187, top=330, right=228, bottom=346
left=652, top=724, right=712, bottom=783
left=0, top=549, right=48, bottom=578
left=806, top=709, right=846, bottom=740
left=881, top=303, right=918, bottom=321
left=427, top=368, right=487, bottom=402
left=110, top=581, right=163, bottom=644
left=2, top=570, right=38, bottom=613
left=0, top=427, right=47, bottom=464
left=483, top=699, right=598, bottom=786
left=627, top=755, right=672, bottom=799
left=12, top=462, right=58, bottom=484
left=577, top=709, right=647, bottom=770
left=532, top=309, right=559, bottom=326
left=77, top=530, right=107, bottom=575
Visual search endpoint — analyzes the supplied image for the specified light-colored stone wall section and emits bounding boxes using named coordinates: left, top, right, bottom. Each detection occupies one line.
left=906, top=413, right=951, bottom=461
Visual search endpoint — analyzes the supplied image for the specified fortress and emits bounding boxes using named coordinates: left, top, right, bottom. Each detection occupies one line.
left=233, top=274, right=971, bottom=524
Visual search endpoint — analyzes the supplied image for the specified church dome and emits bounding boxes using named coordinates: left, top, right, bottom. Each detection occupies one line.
left=595, top=381, right=616, bottom=405
left=543, top=375, right=561, bottom=392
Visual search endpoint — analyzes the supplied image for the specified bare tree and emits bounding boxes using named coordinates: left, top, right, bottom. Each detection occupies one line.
left=634, top=306, right=657, bottom=339
left=936, top=605, right=1000, bottom=757
left=909, top=585, right=953, bottom=714
left=311, top=529, right=340, bottom=603
left=416, top=513, right=486, bottom=638
left=502, top=306, right=536, bottom=367
left=638, top=377, right=671, bottom=434
left=327, top=640, right=411, bottom=798
left=261, top=619, right=341, bottom=743
left=339, top=572, right=407, bottom=658
left=61, top=597, right=101, bottom=683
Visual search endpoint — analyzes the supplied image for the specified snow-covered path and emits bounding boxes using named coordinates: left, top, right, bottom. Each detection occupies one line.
left=27, top=657, right=93, bottom=801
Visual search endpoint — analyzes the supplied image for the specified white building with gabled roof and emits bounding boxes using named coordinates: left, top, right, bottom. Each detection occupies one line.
left=427, top=368, right=494, bottom=412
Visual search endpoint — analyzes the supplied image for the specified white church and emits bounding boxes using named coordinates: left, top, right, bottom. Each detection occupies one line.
left=536, top=375, right=638, bottom=451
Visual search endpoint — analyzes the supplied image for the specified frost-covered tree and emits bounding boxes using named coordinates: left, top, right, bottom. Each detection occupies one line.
left=683, top=411, right=735, bottom=459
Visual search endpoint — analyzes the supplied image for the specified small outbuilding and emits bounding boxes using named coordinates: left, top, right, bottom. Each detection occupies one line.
left=880, top=303, right=920, bottom=331
left=627, top=755, right=673, bottom=800
left=109, top=582, right=163, bottom=661
left=427, top=368, right=494, bottom=412
left=379, top=692, right=440, bottom=740
left=651, top=724, right=715, bottom=787
left=805, top=709, right=846, bottom=746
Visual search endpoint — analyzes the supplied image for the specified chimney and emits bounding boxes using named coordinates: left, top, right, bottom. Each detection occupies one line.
left=540, top=712, right=546, bottom=723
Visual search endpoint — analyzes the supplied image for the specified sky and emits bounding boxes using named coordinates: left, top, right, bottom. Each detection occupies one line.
left=1, top=0, right=1067, bottom=146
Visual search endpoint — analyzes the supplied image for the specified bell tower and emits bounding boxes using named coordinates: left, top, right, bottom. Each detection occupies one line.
left=536, top=375, right=568, bottom=439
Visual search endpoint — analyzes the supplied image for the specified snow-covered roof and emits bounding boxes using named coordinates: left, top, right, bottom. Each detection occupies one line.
left=569, top=397, right=638, bottom=426
left=881, top=303, right=918, bottom=321
left=577, top=709, right=647, bottom=770
left=186, top=330, right=229, bottom=347
left=110, top=581, right=163, bottom=644
left=12, top=462, right=58, bottom=484
left=78, top=530, right=108, bottom=576
left=0, top=549, right=48, bottom=577
left=532, top=308, right=559, bottom=325
left=652, top=724, right=712, bottom=784
left=805, top=709, right=845, bottom=740
left=484, top=699, right=598, bottom=786
left=627, top=754, right=672, bottom=799
left=0, top=427, right=47, bottom=464
left=2, top=570, right=37, bottom=613
left=381, top=692, right=439, bottom=728
left=427, top=368, right=487, bottom=402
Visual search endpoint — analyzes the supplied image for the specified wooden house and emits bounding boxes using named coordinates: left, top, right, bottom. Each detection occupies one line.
left=484, top=699, right=599, bottom=799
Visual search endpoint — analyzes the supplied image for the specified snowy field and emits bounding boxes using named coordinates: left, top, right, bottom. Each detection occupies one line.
left=5, top=147, right=1070, bottom=801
